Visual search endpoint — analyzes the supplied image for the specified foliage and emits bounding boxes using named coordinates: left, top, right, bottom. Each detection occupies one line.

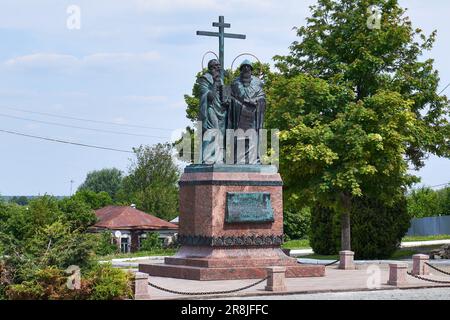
left=78, top=168, right=123, bottom=200
left=267, top=0, right=449, bottom=249
left=85, top=263, right=132, bottom=300
left=71, top=189, right=113, bottom=210
left=92, top=231, right=117, bottom=256
left=309, top=205, right=340, bottom=255
left=283, top=207, right=311, bottom=241
left=6, top=267, right=72, bottom=300
left=58, top=197, right=98, bottom=231
left=0, top=196, right=135, bottom=300
left=139, top=232, right=162, bottom=251
left=118, top=143, right=180, bottom=221
left=5, top=264, right=132, bottom=300
left=8, top=196, right=29, bottom=206
left=310, top=195, right=411, bottom=259
left=407, top=187, right=450, bottom=218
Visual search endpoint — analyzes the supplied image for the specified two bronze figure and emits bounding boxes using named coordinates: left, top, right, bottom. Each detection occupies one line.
left=198, top=59, right=266, bottom=165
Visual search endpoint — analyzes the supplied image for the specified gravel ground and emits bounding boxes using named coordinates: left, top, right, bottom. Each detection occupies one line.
left=224, top=287, right=450, bottom=300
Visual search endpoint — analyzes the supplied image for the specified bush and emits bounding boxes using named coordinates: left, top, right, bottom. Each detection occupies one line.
left=310, top=196, right=411, bottom=259
left=6, top=267, right=70, bottom=300
left=86, top=264, right=132, bottom=300
left=309, top=205, right=340, bottom=255
left=92, top=232, right=117, bottom=256
left=139, top=233, right=162, bottom=251
left=283, top=207, right=311, bottom=241
left=5, top=264, right=133, bottom=300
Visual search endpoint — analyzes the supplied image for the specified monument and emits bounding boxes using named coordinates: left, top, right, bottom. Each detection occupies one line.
left=139, top=16, right=325, bottom=280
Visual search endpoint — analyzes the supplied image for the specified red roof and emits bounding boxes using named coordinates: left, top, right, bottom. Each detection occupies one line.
left=93, top=206, right=178, bottom=231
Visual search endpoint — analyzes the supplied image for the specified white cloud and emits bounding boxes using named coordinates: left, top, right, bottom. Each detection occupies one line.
left=3, top=51, right=160, bottom=72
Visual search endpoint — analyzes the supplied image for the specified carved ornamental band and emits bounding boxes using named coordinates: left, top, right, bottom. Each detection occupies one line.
left=178, top=234, right=283, bottom=247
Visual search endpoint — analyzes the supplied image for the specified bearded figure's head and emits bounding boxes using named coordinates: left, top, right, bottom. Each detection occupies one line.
left=239, top=60, right=253, bottom=86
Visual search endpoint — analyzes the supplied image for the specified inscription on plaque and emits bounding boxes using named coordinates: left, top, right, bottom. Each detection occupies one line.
left=226, top=192, right=274, bottom=223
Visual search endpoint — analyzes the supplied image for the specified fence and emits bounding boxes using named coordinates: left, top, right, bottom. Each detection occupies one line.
left=406, top=216, right=450, bottom=236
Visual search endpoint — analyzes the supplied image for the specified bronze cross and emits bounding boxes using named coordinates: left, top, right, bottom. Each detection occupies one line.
left=197, top=16, right=246, bottom=79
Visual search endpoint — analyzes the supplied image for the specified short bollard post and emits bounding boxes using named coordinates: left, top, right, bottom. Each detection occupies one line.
left=265, top=267, right=287, bottom=292
left=388, top=264, right=408, bottom=286
left=133, top=272, right=151, bottom=300
left=339, top=251, right=355, bottom=270
left=412, top=254, right=430, bottom=276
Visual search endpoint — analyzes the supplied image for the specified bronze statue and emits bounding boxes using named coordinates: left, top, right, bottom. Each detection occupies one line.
left=228, top=60, right=266, bottom=164
left=198, top=59, right=266, bottom=165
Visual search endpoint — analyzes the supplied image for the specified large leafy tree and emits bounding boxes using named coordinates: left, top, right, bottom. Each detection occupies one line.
left=118, top=143, right=180, bottom=221
left=269, top=0, right=449, bottom=250
left=78, top=168, right=123, bottom=200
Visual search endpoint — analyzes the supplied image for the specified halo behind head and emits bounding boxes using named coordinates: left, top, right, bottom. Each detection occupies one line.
left=240, top=59, right=253, bottom=70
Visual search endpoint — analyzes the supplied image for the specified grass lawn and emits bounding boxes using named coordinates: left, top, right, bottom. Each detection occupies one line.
left=97, top=248, right=177, bottom=261
left=282, top=239, right=310, bottom=249
left=402, top=235, right=450, bottom=242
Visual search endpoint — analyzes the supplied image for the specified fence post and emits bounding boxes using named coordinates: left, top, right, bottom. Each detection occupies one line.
left=412, top=254, right=430, bottom=276
left=265, top=267, right=287, bottom=292
left=133, top=272, right=151, bottom=300
left=388, top=263, right=408, bottom=286
left=339, top=251, right=355, bottom=270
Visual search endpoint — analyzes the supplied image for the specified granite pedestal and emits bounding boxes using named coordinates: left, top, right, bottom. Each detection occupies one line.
left=139, top=165, right=325, bottom=280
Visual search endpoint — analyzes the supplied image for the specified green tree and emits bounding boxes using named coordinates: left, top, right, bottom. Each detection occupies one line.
left=58, top=197, right=98, bottom=231
left=8, top=196, right=29, bottom=206
left=78, top=168, right=123, bottom=200
left=407, top=187, right=441, bottom=218
left=269, top=0, right=449, bottom=250
left=118, top=143, right=180, bottom=221
left=71, top=189, right=113, bottom=210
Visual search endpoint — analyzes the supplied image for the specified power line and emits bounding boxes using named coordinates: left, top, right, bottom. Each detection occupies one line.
left=0, top=112, right=169, bottom=139
left=439, top=82, right=450, bottom=95
left=0, top=106, right=176, bottom=132
left=0, top=128, right=134, bottom=154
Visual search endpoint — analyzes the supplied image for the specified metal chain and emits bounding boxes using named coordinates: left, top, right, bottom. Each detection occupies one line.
left=325, top=260, right=340, bottom=267
left=298, top=259, right=340, bottom=267
left=407, top=271, right=450, bottom=285
left=148, top=276, right=268, bottom=296
left=425, top=262, right=450, bottom=277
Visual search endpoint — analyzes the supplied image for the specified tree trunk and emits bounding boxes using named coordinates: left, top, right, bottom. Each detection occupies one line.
left=340, top=193, right=352, bottom=251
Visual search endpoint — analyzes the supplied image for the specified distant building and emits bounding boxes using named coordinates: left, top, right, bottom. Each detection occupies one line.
left=91, top=205, right=178, bottom=253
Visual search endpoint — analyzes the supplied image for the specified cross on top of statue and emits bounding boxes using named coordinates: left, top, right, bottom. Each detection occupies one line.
left=197, top=16, right=246, bottom=79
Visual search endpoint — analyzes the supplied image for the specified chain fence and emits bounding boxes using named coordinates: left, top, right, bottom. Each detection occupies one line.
left=298, top=259, right=340, bottom=267
left=407, top=262, right=450, bottom=284
left=148, top=276, right=268, bottom=296
left=407, top=271, right=450, bottom=285
left=425, top=262, right=450, bottom=276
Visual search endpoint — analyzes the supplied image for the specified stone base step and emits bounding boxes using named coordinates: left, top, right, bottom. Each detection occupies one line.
left=139, top=263, right=325, bottom=281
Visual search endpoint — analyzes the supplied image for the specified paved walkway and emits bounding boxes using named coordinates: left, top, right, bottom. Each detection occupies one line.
left=223, top=287, right=450, bottom=300
left=144, top=263, right=450, bottom=300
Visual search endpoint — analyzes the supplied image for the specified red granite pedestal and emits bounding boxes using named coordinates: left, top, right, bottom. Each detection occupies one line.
left=139, top=165, right=325, bottom=280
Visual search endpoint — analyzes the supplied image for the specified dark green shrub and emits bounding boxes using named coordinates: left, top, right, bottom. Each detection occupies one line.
left=351, top=196, right=410, bottom=259
left=309, top=205, right=340, bottom=255
left=310, top=196, right=411, bottom=259
left=283, top=207, right=311, bottom=241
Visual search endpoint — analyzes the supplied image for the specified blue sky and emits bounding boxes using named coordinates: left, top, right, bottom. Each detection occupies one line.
left=0, top=0, right=449, bottom=196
